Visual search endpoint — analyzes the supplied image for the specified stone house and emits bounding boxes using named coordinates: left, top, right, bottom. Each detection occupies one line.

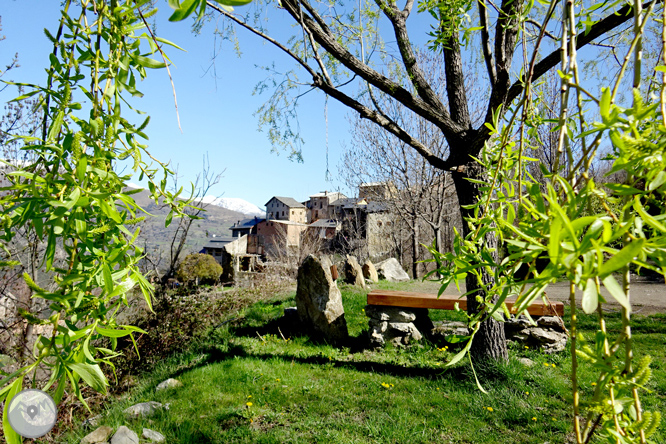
left=265, top=196, right=307, bottom=223
left=307, top=218, right=340, bottom=240
left=256, top=219, right=309, bottom=255
left=306, top=191, right=347, bottom=223
left=358, top=182, right=397, bottom=201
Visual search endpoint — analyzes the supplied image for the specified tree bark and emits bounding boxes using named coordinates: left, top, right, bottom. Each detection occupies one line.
left=411, top=214, right=420, bottom=278
left=451, top=160, right=508, bottom=362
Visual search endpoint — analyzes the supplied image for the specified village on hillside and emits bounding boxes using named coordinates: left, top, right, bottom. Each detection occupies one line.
left=200, top=183, right=396, bottom=283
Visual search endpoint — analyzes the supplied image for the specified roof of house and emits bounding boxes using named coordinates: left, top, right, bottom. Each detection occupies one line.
left=202, top=237, right=235, bottom=250
left=309, top=219, right=339, bottom=228
left=367, top=201, right=388, bottom=213
left=266, top=196, right=306, bottom=208
left=230, top=217, right=265, bottom=231
left=329, top=196, right=354, bottom=206
left=309, top=191, right=346, bottom=200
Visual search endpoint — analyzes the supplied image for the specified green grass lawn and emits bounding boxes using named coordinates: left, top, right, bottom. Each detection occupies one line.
left=57, top=281, right=665, bottom=443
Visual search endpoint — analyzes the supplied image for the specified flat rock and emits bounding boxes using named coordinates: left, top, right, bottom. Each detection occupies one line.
left=156, top=378, right=183, bottom=391
left=375, top=258, right=410, bottom=282
left=110, top=426, right=139, bottom=444
left=81, top=426, right=113, bottom=444
left=124, top=401, right=165, bottom=419
left=142, top=428, right=166, bottom=443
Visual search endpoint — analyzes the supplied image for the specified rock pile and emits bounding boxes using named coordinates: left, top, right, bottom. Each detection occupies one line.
left=432, top=315, right=568, bottom=353
left=81, top=425, right=164, bottom=444
left=80, top=378, right=177, bottom=444
left=504, top=315, right=567, bottom=353
left=365, top=305, right=433, bottom=347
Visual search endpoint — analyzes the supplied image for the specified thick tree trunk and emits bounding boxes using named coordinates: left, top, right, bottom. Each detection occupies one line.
left=451, top=163, right=508, bottom=362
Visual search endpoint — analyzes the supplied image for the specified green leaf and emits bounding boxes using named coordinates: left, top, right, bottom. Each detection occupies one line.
left=582, top=278, right=598, bottom=314
left=599, top=87, right=611, bottom=119
left=214, top=0, right=252, bottom=6
left=602, top=275, right=631, bottom=313
left=168, top=0, right=199, bottom=21
left=648, top=171, right=666, bottom=191
left=598, top=239, right=645, bottom=277
left=165, top=211, right=173, bottom=228
left=52, top=372, right=67, bottom=404
left=96, top=326, right=133, bottom=338
left=133, top=54, right=166, bottom=69
left=3, top=377, right=23, bottom=444
left=633, top=197, right=666, bottom=232
left=68, top=362, right=108, bottom=394
left=102, top=264, right=114, bottom=295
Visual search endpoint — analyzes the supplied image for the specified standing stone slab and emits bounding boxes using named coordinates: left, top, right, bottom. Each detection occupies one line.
left=344, top=255, right=366, bottom=288
left=375, top=258, right=410, bottom=282
left=296, top=255, right=349, bottom=344
left=362, top=260, right=379, bottom=283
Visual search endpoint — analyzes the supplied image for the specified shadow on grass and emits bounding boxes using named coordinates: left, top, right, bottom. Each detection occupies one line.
left=168, top=340, right=473, bottom=384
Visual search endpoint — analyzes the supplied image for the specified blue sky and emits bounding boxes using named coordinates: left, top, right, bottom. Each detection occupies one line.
left=1, top=1, right=361, bottom=209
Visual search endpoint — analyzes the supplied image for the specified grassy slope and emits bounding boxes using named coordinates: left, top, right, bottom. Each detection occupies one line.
left=57, top=281, right=665, bottom=444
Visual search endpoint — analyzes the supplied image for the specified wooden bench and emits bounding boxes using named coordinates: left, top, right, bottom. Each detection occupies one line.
left=367, top=290, right=564, bottom=317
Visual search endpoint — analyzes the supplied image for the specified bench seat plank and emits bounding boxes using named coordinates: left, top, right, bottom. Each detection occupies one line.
left=367, top=290, right=564, bottom=316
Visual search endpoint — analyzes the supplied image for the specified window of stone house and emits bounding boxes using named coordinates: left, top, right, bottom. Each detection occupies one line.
left=282, top=211, right=285, bottom=217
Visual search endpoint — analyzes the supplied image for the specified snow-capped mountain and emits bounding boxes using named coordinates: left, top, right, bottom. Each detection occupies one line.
left=199, top=196, right=265, bottom=217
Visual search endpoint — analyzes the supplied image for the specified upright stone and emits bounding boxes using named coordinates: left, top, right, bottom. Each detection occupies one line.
left=344, top=255, right=366, bottom=287
left=362, top=260, right=379, bottom=283
left=296, top=255, right=349, bottom=344
left=375, top=258, right=410, bottom=282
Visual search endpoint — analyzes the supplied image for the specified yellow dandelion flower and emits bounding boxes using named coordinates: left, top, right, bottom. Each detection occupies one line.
left=487, top=407, right=494, bottom=412
left=591, top=382, right=597, bottom=386
left=248, top=395, right=252, bottom=398
left=532, top=417, right=537, bottom=421
left=525, top=391, right=529, bottom=395
left=276, top=378, right=280, bottom=382
left=246, top=402, right=253, bottom=407
left=524, top=346, right=529, bottom=349
left=544, top=363, right=550, bottom=367
left=552, top=363, right=556, bottom=368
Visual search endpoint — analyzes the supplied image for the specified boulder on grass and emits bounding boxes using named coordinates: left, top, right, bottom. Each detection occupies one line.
left=110, top=426, right=138, bottom=444
left=296, top=255, right=349, bottom=344
left=375, top=258, right=410, bottom=282
left=362, top=260, right=379, bottom=283
left=343, top=255, right=366, bottom=287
